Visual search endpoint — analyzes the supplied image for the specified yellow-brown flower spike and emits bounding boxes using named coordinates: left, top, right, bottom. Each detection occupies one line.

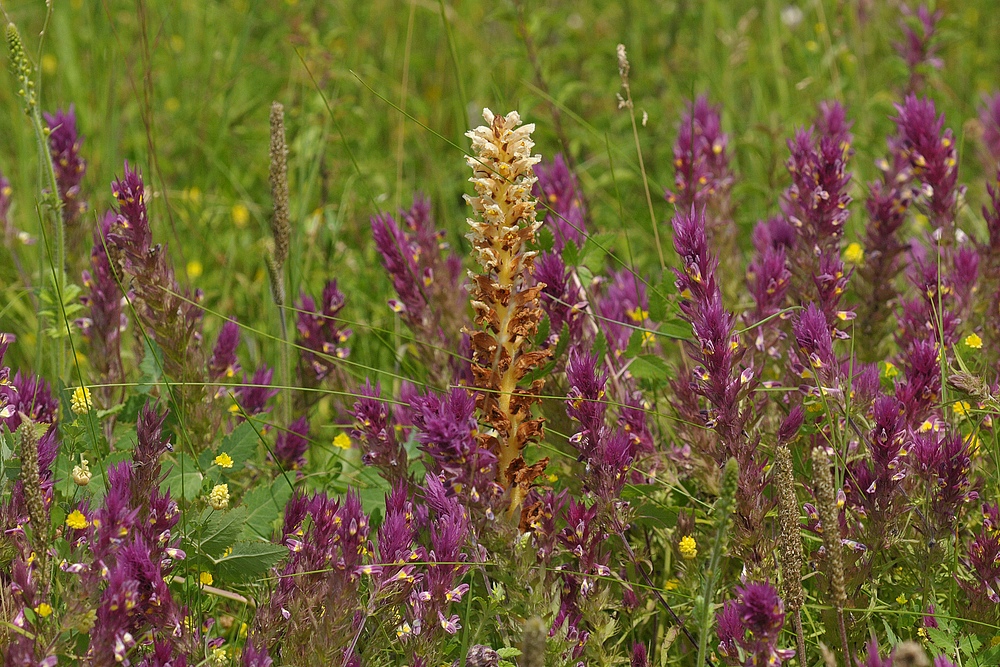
left=464, top=109, right=550, bottom=513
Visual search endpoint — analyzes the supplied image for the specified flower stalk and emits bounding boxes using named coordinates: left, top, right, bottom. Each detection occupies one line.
left=464, top=108, right=550, bottom=514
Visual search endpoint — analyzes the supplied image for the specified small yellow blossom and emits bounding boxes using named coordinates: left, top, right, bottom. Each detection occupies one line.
left=843, top=242, right=865, bottom=264
left=333, top=433, right=352, bottom=450
left=896, top=593, right=908, bottom=605
left=66, top=509, right=88, bottom=530
left=664, top=578, right=680, bottom=591
left=991, top=635, right=1000, bottom=647
left=170, top=35, right=184, bottom=53
left=34, top=602, right=53, bottom=618
left=953, top=401, right=972, bottom=419
left=200, top=571, right=214, bottom=586
left=965, top=333, right=983, bottom=349
left=967, top=434, right=981, bottom=457
left=231, top=203, right=250, bottom=228
left=41, top=54, right=57, bottom=75
left=678, top=535, right=698, bottom=560
left=165, top=97, right=180, bottom=113
left=208, top=648, right=228, bottom=667
left=209, top=484, right=230, bottom=511
left=186, top=260, right=203, bottom=279
left=919, top=419, right=934, bottom=433
left=72, top=456, right=92, bottom=486
left=71, top=386, right=92, bottom=415
left=547, top=473, right=559, bottom=483
left=883, top=361, right=898, bottom=379
left=626, top=307, right=649, bottom=322
left=214, top=452, right=234, bottom=468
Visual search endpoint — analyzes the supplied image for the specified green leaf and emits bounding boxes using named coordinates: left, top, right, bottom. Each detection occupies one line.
left=212, top=540, right=288, bottom=584
left=561, top=239, right=579, bottom=267
left=496, top=647, right=521, bottom=659
left=137, top=339, right=163, bottom=393
left=592, top=330, right=608, bottom=363
left=659, top=318, right=692, bottom=340
left=628, top=355, right=671, bottom=381
left=534, top=313, right=551, bottom=348
left=624, top=329, right=645, bottom=358
left=580, top=232, right=616, bottom=272
left=199, top=505, right=249, bottom=558
left=162, top=453, right=203, bottom=502
left=535, top=227, right=554, bottom=253
left=648, top=287, right=670, bottom=323
left=241, top=479, right=293, bottom=540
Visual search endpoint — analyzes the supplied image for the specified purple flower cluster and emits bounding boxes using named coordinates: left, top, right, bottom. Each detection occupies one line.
left=44, top=106, right=88, bottom=224
left=535, top=251, right=588, bottom=351
left=665, top=96, right=733, bottom=222
left=959, top=503, right=1000, bottom=618
left=208, top=319, right=241, bottom=383
left=891, top=95, right=962, bottom=231
left=79, top=211, right=127, bottom=405
left=534, top=154, right=586, bottom=252
left=353, top=380, right=410, bottom=487
left=273, top=415, right=310, bottom=470
left=371, top=196, right=466, bottom=384
left=296, top=279, right=351, bottom=382
left=233, top=365, right=279, bottom=419
left=716, top=581, right=794, bottom=667
left=894, top=4, right=943, bottom=92
left=409, top=387, right=500, bottom=511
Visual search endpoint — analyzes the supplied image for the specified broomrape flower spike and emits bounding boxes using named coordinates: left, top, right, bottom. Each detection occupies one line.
left=463, top=108, right=550, bottom=514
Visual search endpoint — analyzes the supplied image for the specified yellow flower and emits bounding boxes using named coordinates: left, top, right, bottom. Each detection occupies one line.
left=71, top=386, right=92, bottom=415
left=165, top=97, right=180, bottom=113
left=843, top=242, right=864, bottom=264
left=678, top=535, right=698, bottom=560
left=626, top=307, right=649, bottom=322
left=66, top=509, right=88, bottom=530
left=209, top=484, right=230, bottom=511
left=664, top=578, right=680, bottom=591
left=883, top=361, right=898, bottom=378
left=896, top=593, right=908, bottom=605
left=186, top=260, right=203, bottom=279
left=209, top=648, right=228, bottom=667
left=214, top=452, right=234, bottom=468
left=953, top=401, right=972, bottom=419
left=231, top=203, right=250, bottom=228
left=41, top=54, right=57, bottom=75
left=333, top=433, right=352, bottom=450
left=965, top=333, right=983, bottom=349
left=34, top=602, right=53, bottom=618
left=200, top=571, right=214, bottom=587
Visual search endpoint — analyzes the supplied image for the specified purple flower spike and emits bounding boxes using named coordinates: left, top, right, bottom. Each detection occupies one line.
left=44, top=105, right=88, bottom=223
left=892, top=95, right=962, bottom=230
left=715, top=581, right=795, bottom=667
left=666, top=96, right=733, bottom=220
left=534, top=154, right=586, bottom=252
left=208, top=319, right=241, bottom=382
left=792, top=303, right=836, bottom=383
left=980, top=93, right=1000, bottom=165
left=274, top=415, right=310, bottom=470
left=353, top=380, right=409, bottom=487
left=234, top=366, right=279, bottom=418
left=296, top=280, right=351, bottom=382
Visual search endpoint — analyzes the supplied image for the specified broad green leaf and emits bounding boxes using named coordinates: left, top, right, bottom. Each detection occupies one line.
left=212, top=540, right=288, bottom=584
left=199, top=505, right=249, bottom=558
left=162, top=452, right=203, bottom=502
left=628, top=355, right=671, bottom=381
left=241, top=479, right=293, bottom=540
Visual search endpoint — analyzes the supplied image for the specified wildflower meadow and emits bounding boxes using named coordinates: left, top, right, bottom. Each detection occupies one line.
left=3, top=0, right=1000, bottom=665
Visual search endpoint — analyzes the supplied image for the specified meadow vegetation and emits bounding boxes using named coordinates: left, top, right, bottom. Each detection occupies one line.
left=2, top=1, right=1000, bottom=665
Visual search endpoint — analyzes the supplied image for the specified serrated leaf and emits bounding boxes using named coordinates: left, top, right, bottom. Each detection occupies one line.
left=534, top=313, right=551, bottom=348
left=648, top=288, right=669, bottom=323
left=199, top=506, right=249, bottom=558
left=561, top=239, right=579, bottom=267
left=628, top=355, right=671, bottom=381
left=535, top=227, right=554, bottom=253
left=581, top=232, right=616, bottom=272
left=162, top=453, right=203, bottom=501
left=592, top=330, right=608, bottom=362
left=659, top=318, right=692, bottom=340
left=624, top=329, right=645, bottom=358
left=212, top=540, right=288, bottom=584
left=241, top=479, right=293, bottom=540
